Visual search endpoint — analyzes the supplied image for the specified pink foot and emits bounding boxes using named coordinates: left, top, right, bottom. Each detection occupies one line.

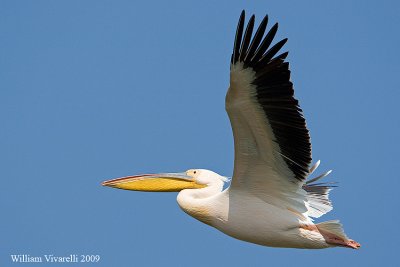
left=346, top=239, right=361, bottom=249
left=300, top=224, right=361, bottom=249
left=320, top=230, right=361, bottom=249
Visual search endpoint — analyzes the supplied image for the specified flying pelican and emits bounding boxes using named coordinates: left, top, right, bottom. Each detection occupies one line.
left=102, top=11, right=360, bottom=249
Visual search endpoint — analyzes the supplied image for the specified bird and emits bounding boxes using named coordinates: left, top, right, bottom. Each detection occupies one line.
left=102, top=10, right=360, bottom=249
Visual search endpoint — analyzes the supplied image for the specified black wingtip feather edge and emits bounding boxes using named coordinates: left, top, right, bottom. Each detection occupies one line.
left=232, top=11, right=245, bottom=64
left=244, top=14, right=268, bottom=64
left=251, top=22, right=279, bottom=63
left=230, top=11, right=312, bottom=181
left=255, top=38, right=288, bottom=69
left=239, top=15, right=255, bottom=62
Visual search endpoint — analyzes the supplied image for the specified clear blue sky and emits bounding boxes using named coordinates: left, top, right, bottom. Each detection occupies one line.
left=1, top=1, right=399, bottom=266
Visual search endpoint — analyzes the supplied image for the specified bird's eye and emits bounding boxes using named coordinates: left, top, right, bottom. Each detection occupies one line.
left=193, top=171, right=197, bottom=174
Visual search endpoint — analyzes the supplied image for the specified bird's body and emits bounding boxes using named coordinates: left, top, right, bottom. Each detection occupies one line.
left=176, top=169, right=352, bottom=249
left=103, top=11, right=360, bottom=249
left=180, top=186, right=311, bottom=248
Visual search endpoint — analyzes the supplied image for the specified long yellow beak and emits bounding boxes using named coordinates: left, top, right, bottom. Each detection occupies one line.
left=102, top=172, right=205, bottom=192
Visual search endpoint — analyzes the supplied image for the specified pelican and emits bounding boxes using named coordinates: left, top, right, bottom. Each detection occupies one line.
left=102, top=11, right=360, bottom=249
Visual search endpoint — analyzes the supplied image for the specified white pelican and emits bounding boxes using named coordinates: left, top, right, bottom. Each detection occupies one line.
left=102, top=11, right=360, bottom=249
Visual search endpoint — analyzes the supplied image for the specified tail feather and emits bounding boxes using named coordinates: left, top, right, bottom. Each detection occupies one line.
left=306, top=161, right=360, bottom=249
left=303, top=161, right=335, bottom=218
left=308, top=160, right=320, bottom=175
left=316, top=220, right=349, bottom=241
left=307, top=169, right=332, bottom=184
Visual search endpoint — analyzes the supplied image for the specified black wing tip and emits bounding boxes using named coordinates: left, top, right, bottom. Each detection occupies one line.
left=262, top=14, right=269, bottom=22
left=275, top=38, right=288, bottom=48
left=238, top=14, right=256, bottom=62
left=232, top=10, right=246, bottom=64
left=232, top=12, right=287, bottom=68
left=274, top=51, right=289, bottom=62
left=238, top=10, right=245, bottom=25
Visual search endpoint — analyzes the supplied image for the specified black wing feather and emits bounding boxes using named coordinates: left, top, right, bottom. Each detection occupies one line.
left=232, top=10, right=245, bottom=64
left=231, top=11, right=311, bottom=181
left=244, top=15, right=268, bottom=64
left=255, top=38, right=288, bottom=70
left=251, top=23, right=279, bottom=64
left=239, top=15, right=255, bottom=62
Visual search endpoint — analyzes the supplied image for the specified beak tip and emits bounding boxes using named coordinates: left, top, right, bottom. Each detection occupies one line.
left=101, top=180, right=111, bottom=187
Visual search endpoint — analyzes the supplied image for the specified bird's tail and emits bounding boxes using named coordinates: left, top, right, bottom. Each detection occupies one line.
left=316, top=220, right=348, bottom=240
left=306, top=161, right=360, bottom=249
left=303, top=160, right=335, bottom=218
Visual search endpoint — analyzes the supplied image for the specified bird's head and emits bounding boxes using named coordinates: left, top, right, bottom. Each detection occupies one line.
left=102, top=169, right=228, bottom=192
left=186, top=169, right=229, bottom=186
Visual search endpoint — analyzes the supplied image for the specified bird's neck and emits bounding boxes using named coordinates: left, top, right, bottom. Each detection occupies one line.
left=177, top=181, right=224, bottom=226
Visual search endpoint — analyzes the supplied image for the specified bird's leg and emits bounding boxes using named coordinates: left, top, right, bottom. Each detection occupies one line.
left=300, top=224, right=361, bottom=249
left=316, top=226, right=361, bottom=249
left=320, top=232, right=360, bottom=249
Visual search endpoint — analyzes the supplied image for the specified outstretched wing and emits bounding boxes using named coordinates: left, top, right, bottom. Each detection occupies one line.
left=226, top=11, right=312, bottom=213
